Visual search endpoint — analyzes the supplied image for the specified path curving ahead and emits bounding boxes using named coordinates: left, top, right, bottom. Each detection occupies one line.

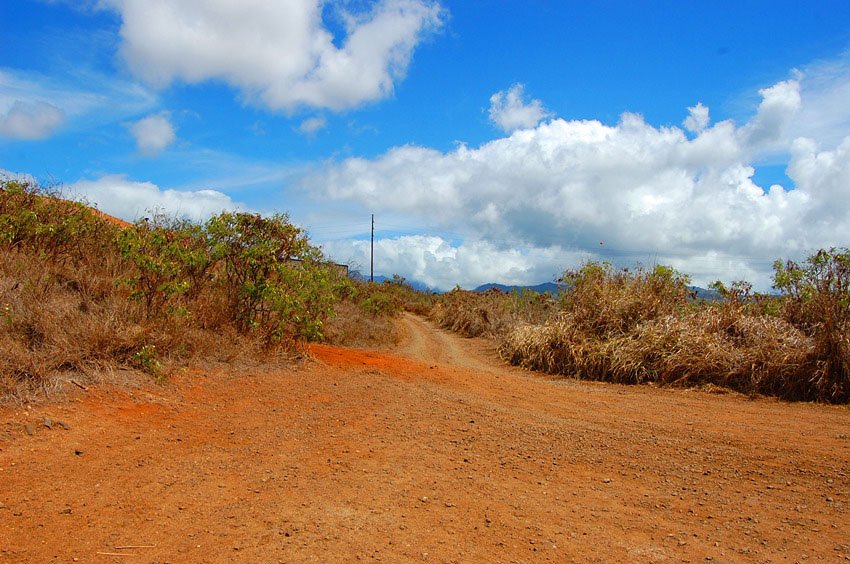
left=1, top=315, right=848, bottom=562
left=396, top=313, right=498, bottom=371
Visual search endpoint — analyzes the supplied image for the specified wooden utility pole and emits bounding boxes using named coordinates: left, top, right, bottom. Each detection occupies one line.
left=370, top=213, right=374, bottom=283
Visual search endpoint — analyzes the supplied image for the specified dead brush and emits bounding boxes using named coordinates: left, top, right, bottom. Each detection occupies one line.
left=0, top=250, right=146, bottom=397
left=773, top=248, right=850, bottom=402
left=499, top=262, right=692, bottom=378
left=498, top=260, right=841, bottom=402
left=431, top=288, right=557, bottom=338
left=499, top=307, right=814, bottom=397
left=499, top=315, right=606, bottom=376
left=559, top=262, right=691, bottom=337
left=605, top=307, right=814, bottom=399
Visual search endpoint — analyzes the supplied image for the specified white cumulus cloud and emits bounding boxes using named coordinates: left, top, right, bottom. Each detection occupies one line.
left=304, top=75, right=850, bottom=290
left=488, top=83, right=551, bottom=133
left=130, top=112, right=176, bottom=155
left=102, top=0, right=444, bottom=112
left=683, top=102, right=709, bottom=134
left=0, top=100, right=65, bottom=140
left=70, top=175, right=246, bottom=223
left=738, top=79, right=802, bottom=154
left=321, top=235, right=580, bottom=290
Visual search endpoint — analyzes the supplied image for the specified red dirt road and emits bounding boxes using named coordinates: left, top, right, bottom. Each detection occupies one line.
left=1, top=314, right=849, bottom=562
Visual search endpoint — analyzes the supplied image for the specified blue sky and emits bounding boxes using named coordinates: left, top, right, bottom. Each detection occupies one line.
left=3, top=1, right=850, bottom=289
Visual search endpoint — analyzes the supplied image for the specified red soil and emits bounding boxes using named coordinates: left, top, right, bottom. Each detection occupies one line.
left=1, top=314, right=848, bottom=562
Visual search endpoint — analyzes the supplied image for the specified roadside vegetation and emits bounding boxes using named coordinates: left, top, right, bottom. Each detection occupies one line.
left=433, top=256, right=850, bottom=404
left=0, top=180, right=427, bottom=400
left=324, top=274, right=435, bottom=347
left=430, top=286, right=556, bottom=338
left=4, top=178, right=847, bottom=405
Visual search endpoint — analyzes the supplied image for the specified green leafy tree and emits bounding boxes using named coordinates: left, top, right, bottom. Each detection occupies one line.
left=773, top=248, right=850, bottom=401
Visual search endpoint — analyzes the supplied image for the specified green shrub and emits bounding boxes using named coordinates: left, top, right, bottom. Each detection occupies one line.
left=118, top=214, right=205, bottom=317
left=204, top=211, right=337, bottom=343
left=773, top=248, right=850, bottom=401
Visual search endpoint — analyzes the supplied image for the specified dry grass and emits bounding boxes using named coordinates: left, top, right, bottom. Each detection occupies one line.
left=497, top=261, right=849, bottom=403
left=322, top=300, right=401, bottom=348
left=430, top=288, right=557, bottom=338
left=0, top=248, right=292, bottom=402
left=501, top=307, right=816, bottom=400
left=323, top=279, right=435, bottom=348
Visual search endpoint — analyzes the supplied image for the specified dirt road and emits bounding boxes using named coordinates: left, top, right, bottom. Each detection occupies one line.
left=1, top=314, right=849, bottom=562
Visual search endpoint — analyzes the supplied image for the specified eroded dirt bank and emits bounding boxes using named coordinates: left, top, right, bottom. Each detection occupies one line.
left=1, top=314, right=848, bottom=562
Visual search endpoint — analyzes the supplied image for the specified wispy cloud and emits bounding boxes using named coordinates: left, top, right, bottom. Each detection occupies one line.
left=790, top=51, right=850, bottom=149
left=0, top=100, right=65, bottom=140
left=0, top=67, right=156, bottom=136
left=298, top=116, right=327, bottom=136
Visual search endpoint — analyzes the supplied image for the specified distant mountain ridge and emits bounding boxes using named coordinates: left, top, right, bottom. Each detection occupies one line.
left=474, top=281, right=723, bottom=301
left=473, top=282, right=562, bottom=294
left=351, top=273, right=722, bottom=300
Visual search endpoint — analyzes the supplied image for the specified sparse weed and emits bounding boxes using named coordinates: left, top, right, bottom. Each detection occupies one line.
left=132, top=344, right=161, bottom=377
left=323, top=276, right=435, bottom=347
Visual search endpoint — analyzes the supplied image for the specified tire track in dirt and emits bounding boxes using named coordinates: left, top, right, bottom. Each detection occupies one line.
left=1, top=315, right=849, bottom=562
left=396, top=313, right=496, bottom=371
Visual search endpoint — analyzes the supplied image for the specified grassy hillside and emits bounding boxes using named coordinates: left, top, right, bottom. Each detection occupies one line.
left=0, top=180, right=430, bottom=400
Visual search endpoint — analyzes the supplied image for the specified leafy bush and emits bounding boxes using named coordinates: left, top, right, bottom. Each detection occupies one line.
left=117, top=214, right=212, bottom=317
left=204, top=211, right=338, bottom=343
left=773, top=248, right=850, bottom=402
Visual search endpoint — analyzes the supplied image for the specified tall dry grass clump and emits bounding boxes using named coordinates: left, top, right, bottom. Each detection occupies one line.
left=500, top=263, right=692, bottom=380
left=772, top=249, right=850, bottom=401
left=430, top=287, right=557, bottom=338
left=500, top=258, right=850, bottom=403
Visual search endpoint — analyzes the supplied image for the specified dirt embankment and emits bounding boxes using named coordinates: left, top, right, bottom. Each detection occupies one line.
left=1, top=313, right=849, bottom=562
